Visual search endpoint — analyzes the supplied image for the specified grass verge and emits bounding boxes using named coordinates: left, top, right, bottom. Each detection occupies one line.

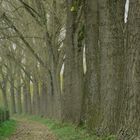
left=24, top=115, right=116, bottom=140
left=0, top=120, right=16, bottom=140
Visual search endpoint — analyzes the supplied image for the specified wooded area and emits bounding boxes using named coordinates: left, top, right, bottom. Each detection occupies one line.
left=0, top=0, right=140, bottom=139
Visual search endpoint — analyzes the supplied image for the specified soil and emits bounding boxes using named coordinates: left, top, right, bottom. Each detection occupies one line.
left=7, top=118, right=57, bottom=140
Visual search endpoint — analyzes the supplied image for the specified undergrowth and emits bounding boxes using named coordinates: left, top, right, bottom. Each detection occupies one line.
left=0, top=120, right=16, bottom=140
left=21, top=115, right=116, bottom=140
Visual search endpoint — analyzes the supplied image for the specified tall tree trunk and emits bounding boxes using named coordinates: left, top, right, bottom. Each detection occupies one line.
left=44, top=69, right=61, bottom=120
left=33, top=77, right=40, bottom=115
left=40, top=79, right=47, bottom=116
left=62, top=0, right=84, bottom=123
left=1, top=80, right=8, bottom=110
left=51, top=64, right=61, bottom=119
left=85, top=0, right=101, bottom=130
left=10, top=78, right=16, bottom=114
left=23, top=84, right=28, bottom=114
left=23, top=76, right=32, bottom=114
left=120, top=1, right=140, bottom=139
left=16, top=70, right=22, bottom=114
left=26, top=78, right=32, bottom=114
left=45, top=0, right=62, bottom=120
left=45, top=73, right=53, bottom=118
left=98, top=0, right=126, bottom=134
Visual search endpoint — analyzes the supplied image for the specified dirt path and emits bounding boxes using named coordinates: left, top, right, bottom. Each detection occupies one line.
left=7, top=119, right=57, bottom=140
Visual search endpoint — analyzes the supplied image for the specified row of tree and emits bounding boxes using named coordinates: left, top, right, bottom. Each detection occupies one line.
left=0, top=0, right=139, bottom=139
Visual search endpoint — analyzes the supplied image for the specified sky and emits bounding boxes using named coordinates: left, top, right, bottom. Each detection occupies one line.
left=125, top=0, right=129, bottom=23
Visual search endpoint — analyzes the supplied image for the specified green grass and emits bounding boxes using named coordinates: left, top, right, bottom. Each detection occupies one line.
left=0, top=120, right=17, bottom=140
left=24, top=115, right=116, bottom=140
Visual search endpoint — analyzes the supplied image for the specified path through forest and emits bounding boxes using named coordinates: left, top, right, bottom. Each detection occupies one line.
left=7, top=118, right=57, bottom=140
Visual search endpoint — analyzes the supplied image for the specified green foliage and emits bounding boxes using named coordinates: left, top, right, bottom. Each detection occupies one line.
left=0, top=120, right=16, bottom=140
left=71, top=6, right=75, bottom=12
left=26, top=115, right=116, bottom=140
left=70, top=0, right=81, bottom=12
left=78, top=25, right=85, bottom=50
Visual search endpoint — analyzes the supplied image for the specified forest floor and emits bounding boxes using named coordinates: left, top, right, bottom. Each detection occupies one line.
left=6, top=118, right=57, bottom=140
left=4, top=115, right=116, bottom=140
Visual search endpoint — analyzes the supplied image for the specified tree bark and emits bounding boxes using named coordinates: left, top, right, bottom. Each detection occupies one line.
left=10, top=78, right=16, bottom=114
left=1, top=80, right=8, bottom=110
left=33, top=77, right=40, bottom=115
left=85, top=0, right=101, bottom=130
left=62, top=0, right=84, bottom=123
left=40, top=79, right=47, bottom=116
left=26, top=78, right=32, bottom=114
left=98, top=0, right=125, bottom=134
left=119, top=1, right=140, bottom=139
left=16, top=69, right=22, bottom=114
left=23, top=83, right=28, bottom=114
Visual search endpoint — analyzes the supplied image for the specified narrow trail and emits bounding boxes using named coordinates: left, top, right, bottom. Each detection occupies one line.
left=7, top=118, right=57, bottom=140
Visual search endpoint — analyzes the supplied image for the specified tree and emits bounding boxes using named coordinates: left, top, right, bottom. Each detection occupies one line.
left=85, top=0, right=126, bottom=135
left=120, top=0, right=140, bottom=139
left=62, top=0, right=84, bottom=123
left=84, top=0, right=100, bottom=130
left=0, top=64, right=9, bottom=110
left=98, top=0, right=126, bottom=134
